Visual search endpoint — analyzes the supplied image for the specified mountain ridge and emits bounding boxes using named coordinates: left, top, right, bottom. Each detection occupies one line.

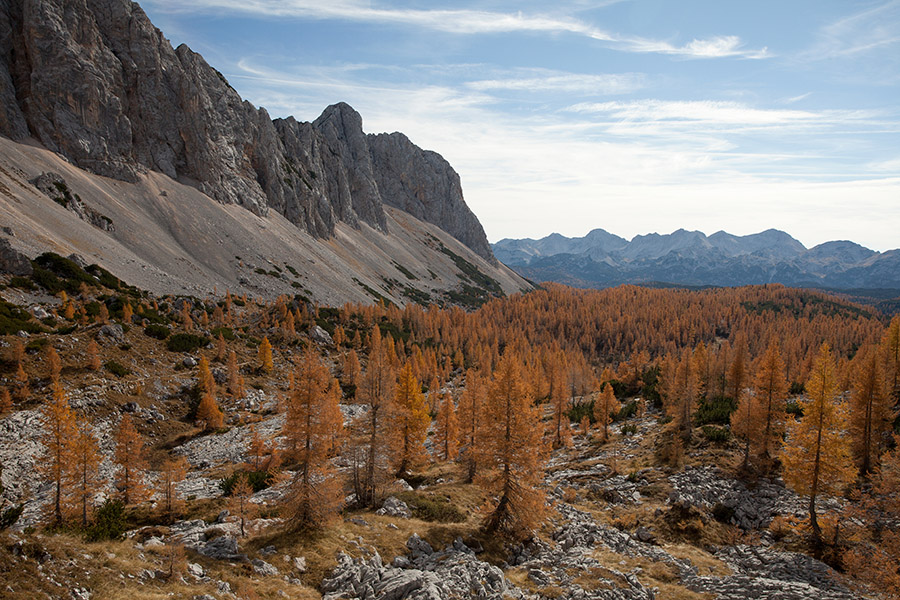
left=493, top=228, right=900, bottom=291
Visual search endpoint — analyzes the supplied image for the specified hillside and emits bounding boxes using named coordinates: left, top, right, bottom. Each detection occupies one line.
left=0, top=0, right=525, bottom=305
left=494, top=228, right=900, bottom=294
left=0, top=277, right=895, bottom=599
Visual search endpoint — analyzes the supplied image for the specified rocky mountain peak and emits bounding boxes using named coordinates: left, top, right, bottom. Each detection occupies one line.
left=0, top=0, right=494, bottom=261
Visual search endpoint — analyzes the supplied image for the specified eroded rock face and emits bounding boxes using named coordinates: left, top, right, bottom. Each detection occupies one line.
left=0, top=0, right=494, bottom=261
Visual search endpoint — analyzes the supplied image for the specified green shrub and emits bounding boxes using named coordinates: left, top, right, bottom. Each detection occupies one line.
left=8, top=276, right=35, bottom=290
left=166, top=333, right=209, bottom=353
left=0, top=504, right=23, bottom=530
left=615, top=400, right=638, bottom=422
left=210, top=326, right=235, bottom=341
left=789, top=382, right=805, bottom=395
left=695, top=396, right=737, bottom=425
left=84, top=499, right=126, bottom=541
left=621, top=423, right=638, bottom=436
left=0, top=298, right=42, bottom=335
left=394, top=491, right=467, bottom=523
left=25, top=338, right=49, bottom=353
left=785, top=399, right=803, bottom=417
left=701, top=425, right=731, bottom=442
left=220, top=470, right=274, bottom=495
left=567, top=400, right=594, bottom=424
left=104, top=360, right=130, bottom=377
left=144, top=323, right=170, bottom=340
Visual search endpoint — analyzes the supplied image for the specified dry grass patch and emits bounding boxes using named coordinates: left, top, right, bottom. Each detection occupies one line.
left=591, top=547, right=712, bottom=599
left=664, top=543, right=732, bottom=577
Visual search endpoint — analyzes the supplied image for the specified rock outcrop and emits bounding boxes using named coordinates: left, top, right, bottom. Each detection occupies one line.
left=0, top=0, right=493, bottom=260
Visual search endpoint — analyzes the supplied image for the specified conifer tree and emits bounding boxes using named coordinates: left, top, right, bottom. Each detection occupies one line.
left=754, top=342, right=789, bottom=462
left=196, top=389, right=224, bottom=431
left=230, top=473, right=256, bottom=537
left=434, top=392, right=459, bottom=461
left=258, top=336, right=274, bottom=373
left=159, top=455, right=189, bottom=523
left=14, top=362, right=28, bottom=401
left=86, top=340, right=101, bottom=371
left=285, top=347, right=343, bottom=529
left=114, top=414, right=147, bottom=505
left=391, top=362, right=431, bottom=477
left=46, top=346, right=62, bottom=383
left=227, top=350, right=245, bottom=399
left=41, top=382, right=76, bottom=526
left=0, top=387, right=12, bottom=414
left=215, top=333, right=226, bottom=362
left=781, top=344, right=855, bottom=546
left=482, top=353, right=548, bottom=538
left=353, top=326, right=394, bottom=507
left=593, top=383, right=620, bottom=443
left=458, top=369, right=486, bottom=483
left=69, top=420, right=103, bottom=527
left=731, top=390, right=764, bottom=470
left=549, top=355, right=571, bottom=449
left=849, top=346, right=893, bottom=476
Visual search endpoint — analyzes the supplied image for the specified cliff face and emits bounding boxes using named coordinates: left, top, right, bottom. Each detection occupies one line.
left=0, top=0, right=493, bottom=260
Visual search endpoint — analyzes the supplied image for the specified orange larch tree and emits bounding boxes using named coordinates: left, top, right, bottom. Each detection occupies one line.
left=780, top=344, right=855, bottom=546
left=159, top=455, right=189, bottom=523
left=226, top=350, right=245, bottom=399
left=196, top=388, right=225, bottom=431
left=285, top=347, right=343, bottom=529
left=41, top=382, right=77, bottom=525
left=391, top=362, right=431, bottom=477
left=433, top=392, right=459, bottom=462
left=114, top=414, right=147, bottom=505
left=458, top=369, right=487, bottom=483
left=258, top=336, right=274, bottom=373
left=0, top=387, right=11, bottom=413
left=68, top=419, right=103, bottom=527
left=731, top=390, right=765, bottom=470
left=482, top=353, right=548, bottom=539
left=754, top=342, right=790, bottom=462
left=593, top=383, right=621, bottom=443
left=86, top=340, right=101, bottom=371
left=849, top=346, right=893, bottom=476
left=230, top=473, right=256, bottom=537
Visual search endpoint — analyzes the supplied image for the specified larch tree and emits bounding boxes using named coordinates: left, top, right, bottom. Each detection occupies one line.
left=41, top=382, right=77, bottom=526
left=196, top=388, right=225, bottom=431
left=549, top=353, right=571, bottom=449
left=323, top=378, right=346, bottom=457
left=780, top=344, right=855, bottom=546
left=226, top=350, right=245, bottom=399
left=883, top=316, right=900, bottom=404
left=433, top=392, right=459, bottom=462
left=482, top=353, right=548, bottom=539
left=593, top=383, right=621, bottom=443
left=46, top=346, right=62, bottom=383
left=731, top=390, right=765, bottom=470
left=391, top=362, right=431, bottom=477
left=0, top=387, right=11, bottom=413
left=230, top=473, right=256, bottom=537
left=661, top=348, right=698, bottom=441
left=458, top=369, right=486, bottom=483
left=258, top=336, right=274, bottom=373
left=114, top=414, right=147, bottom=505
left=285, top=347, right=343, bottom=529
left=68, top=420, right=103, bottom=527
left=353, top=326, right=395, bottom=507
left=754, top=342, right=790, bottom=462
left=849, top=346, right=893, bottom=476
left=159, top=455, right=189, bottom=523
left=86, top=340, right=101, bottom=371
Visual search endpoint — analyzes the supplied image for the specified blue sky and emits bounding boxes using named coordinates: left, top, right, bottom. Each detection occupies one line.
left=142, top=0, right=900, bottom=251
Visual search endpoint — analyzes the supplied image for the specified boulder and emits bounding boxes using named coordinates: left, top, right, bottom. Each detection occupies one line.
left=376, top=496, right=412, bottom=519
left=0, top=239, right=32, bottom=276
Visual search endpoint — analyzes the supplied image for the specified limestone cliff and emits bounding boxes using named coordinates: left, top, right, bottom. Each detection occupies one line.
left=0, top=0, right=493, bottom=260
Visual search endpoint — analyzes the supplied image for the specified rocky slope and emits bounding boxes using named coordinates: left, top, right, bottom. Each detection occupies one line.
left=0, top=0, right=495, bottom=264
left=494, top=228, right=900, bottom=290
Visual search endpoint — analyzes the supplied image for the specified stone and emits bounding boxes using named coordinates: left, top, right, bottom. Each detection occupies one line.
left=292, top=556, right=307, bottom=573
left=311, top=325, right=333, bottom=345
left=406, top=534, right=433, bottom=559
left=97, top=324, right=124, bottom=342
left=187, top=562, right=205, bottom=578
left=375, top=496, right=412, bottom=519
left=260, top=544, right=277, bottom=556
left=183, top=356, right=198, bottom=368
left=0, top=238, right=32, bottom=276
left=30, top=306, right=51, bottom=319
left=197, top=535, right=245, bottom=561
left=251, top=559, right=279, bottom=576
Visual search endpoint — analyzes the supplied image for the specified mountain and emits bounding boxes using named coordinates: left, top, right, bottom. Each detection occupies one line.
left=493, top=228, right=900, bottom=290
left=0, top=0, right=525, bottom=304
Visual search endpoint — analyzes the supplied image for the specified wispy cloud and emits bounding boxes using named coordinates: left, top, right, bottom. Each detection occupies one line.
left=466, top=70, right=645, bottom=94
left=808, top=0, right=900, bottom=59
left=570, top=100, right=823, bottom=125
left=144, top=0, right=769, bottom=59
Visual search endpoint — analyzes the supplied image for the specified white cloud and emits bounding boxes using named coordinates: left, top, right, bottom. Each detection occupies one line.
left=466, top=70, right=645, bottom=94
left=809, top=0, right=900, bottom=59
left=144, top=0, right=769, bottom=59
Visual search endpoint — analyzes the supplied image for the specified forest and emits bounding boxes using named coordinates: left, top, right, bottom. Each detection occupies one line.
left=1, top=259, right=899, bottom=599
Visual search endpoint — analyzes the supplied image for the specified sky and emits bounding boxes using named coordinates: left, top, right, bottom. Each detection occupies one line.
left=141, top=0, right=900, bottom=251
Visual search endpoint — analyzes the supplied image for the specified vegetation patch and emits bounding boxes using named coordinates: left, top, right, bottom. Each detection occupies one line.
left=104, top=360, right=130, bottom=378
left=143, top=323, right=170, bottom=340
left=0, top=298, right=43, bottom=335
left=695, top=396, right=736, bottom=426
left=166, top=333, right=210, bottom=353
left=394, top=491, right=467, bottom=523
left=220, top=470, right=274, bottom=495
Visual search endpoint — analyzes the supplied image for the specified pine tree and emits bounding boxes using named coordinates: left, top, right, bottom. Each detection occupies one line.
left=114, top=414, right=147, bottom=505
left=781, top=344, right=855, bottom=546
left=258, top=336, right=274, bottom=373
left=482, top=353, right=548, bottom=539
left=391, top=362, right=430, bottom=477
left=434, top=392, right=459, bottom=461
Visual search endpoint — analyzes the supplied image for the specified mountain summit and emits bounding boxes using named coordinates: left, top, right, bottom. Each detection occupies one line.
left=493, top=228, right=900, bottom=290
left=0, top=0, right=523, bottom=304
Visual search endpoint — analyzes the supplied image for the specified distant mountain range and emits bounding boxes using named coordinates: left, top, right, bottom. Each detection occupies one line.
left=493, top=228, right=900, bottom=292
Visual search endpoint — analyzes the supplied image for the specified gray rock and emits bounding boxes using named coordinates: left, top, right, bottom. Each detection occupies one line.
left=186, top=562, right=205, bottom=578
left=0, top=239, right=32, bottom=276
left=182, top=356, right=198, bottom=368
left=30, top=306, right=51, bottom=320
left=197, top=535, right=245, bottom=561
left=310, top=325, right=333, bottom=345
left=292, top=556, right=307, bottom=573
left=376, top=496, right=412, bottom=519
left=251, top=558, right=279, bottom=576
left=97, top=324, right=124, bottom=342
left=406, top=534, right=433, bottom=558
